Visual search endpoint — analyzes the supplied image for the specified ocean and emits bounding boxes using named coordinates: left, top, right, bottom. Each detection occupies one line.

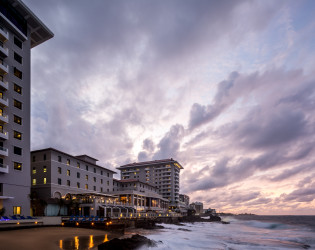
left=137, top=215, right=315, bottom=249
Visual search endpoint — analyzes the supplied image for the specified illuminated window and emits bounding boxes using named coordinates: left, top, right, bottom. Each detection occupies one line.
left=85, top=175, right=88, bottom=180
left=66, top=159, right=70, bottom=165
left=13, top=206, right=21, bottom=215
left=58, top=167, right=61, bottom=174
left=14, top=115, right=22, bottom=125
left=67, top=170, right=70, bottom=176
left=85, top=184, right=88, bottom=190
left=43, top=178, right=47, bottom=184
left=14, top=131, right=22, bottom=140
left=43, top=166, right=47, bottom=173
left=14, top=83, right=22, bottom=94
left=14, top=67, right=22, bottom=79
left=14, top=162, right=22, bottom=171
left=14, top=99, right=22, bottom=109
left=32, top=178, right=36, bottom=185
left=77, top=162, right=80, bottom=168
left=32, top=167, right=36, bottom=174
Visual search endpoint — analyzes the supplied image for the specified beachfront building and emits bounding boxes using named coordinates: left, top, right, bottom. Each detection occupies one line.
left=117, top=159, right=183, bottom=208
left=0, top=0, right=53, bottom=216
left=178, top=194, right=190, bottom=215
left=111, top=179, right=169, bottom=213
left=30, top=148, right=116, bottom=216
left=190, top=202, right=204, bottom=215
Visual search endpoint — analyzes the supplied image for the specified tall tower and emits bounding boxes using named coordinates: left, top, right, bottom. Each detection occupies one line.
left=0, top=0, right=53, bottom=216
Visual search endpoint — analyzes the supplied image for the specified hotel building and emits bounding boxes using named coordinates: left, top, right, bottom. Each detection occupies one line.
left=0, top=0, right=53, bottom=216
left=117, top=159, right=183, bottom=208
left=30, top=148, right=116, bottom=216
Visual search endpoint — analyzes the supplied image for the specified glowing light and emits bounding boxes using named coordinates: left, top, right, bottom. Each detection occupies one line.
left=109, top=221, right=112, bottom=224
left=59, top=240, right=63, bottom=249
left=89, top=235, right=94, bottom=249
left=74, top=236, right=79, bottom=249
left=120, top=213, right=123, bottom=217
left=106, top=222, right=109, bottom=226
left=76, top=222, right=79, bottom=226
left=35, top=221, right=38, bottom=224
left=17, top=222, right=20, bottom=225
left=61, top=222, right=64, bottom=226
left=104, top=234, right=109, bottom=243
left=91, top=222, right=94, bottom=226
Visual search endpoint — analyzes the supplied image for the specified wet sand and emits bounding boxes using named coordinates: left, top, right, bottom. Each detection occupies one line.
left=0, top=227, right=120, bottom=250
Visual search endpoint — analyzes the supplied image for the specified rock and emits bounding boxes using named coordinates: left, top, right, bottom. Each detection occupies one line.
left=98, top=234, right=158, bottom=250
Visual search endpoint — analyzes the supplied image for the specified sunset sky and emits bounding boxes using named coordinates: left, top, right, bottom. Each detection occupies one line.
left=25, top=0, right=315, bottom=215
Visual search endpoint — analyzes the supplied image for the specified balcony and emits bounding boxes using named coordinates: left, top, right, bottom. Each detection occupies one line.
left=0, top=146, right=8, bottom=157
left=0, top=130, right=8, bottom=140
left=0, top=113, right=8, bottom=123
left=0, top=61, right=8, bottom=75
left=0, top=79, right=8, bottom=90
left=0, top=43, right=8, bottom=58
left=0, top=26, right=9, bottom=42
left=0, top=96, right=8, bottom=107
left=0, top=163, right=8, bottom=173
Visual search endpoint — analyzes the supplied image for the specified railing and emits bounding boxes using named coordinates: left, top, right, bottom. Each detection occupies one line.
left=0, top=146, right=8, bottom=152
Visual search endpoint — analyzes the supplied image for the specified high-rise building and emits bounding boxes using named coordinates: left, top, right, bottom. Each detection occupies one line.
left=117, top=159, right=183, bottom=208
left=0, top=0, right=53, bottom=216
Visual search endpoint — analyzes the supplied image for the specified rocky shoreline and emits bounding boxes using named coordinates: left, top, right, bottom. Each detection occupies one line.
left=98, top=215, right=226, bottom=249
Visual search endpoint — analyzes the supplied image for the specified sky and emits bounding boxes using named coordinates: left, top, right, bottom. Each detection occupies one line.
left=25, top=0, right=315, bottom=215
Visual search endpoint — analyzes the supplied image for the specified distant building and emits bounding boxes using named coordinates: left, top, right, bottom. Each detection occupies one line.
left=117, top=159, right=183, bottom=208
left=178, top=194, right=190, bottom=216
left=30, top=148, right=115, bottom=216
left=205, top=208, right=216, bottom=214
left=190, top=202, right=203, bottom=215
left=179, top=194, right=190, bottom=206
left=0, top=0, right=53, bottom=216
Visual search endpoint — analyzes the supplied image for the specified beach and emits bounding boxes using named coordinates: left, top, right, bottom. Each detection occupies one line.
left=0, top=227, right=121, bottom=250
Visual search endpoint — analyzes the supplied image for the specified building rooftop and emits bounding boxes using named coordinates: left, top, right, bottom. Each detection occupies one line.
left=0, top=0, right=54, bottom=47
left=113, top=178, right=158, bottom=189
left=117, top=158, right=184, bottom=169
left=31, top=147, right=117, bottom=174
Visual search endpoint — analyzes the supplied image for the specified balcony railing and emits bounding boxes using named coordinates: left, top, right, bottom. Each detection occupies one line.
left=0, top=78, right=8, bottom=91
left=0, top=26, right=9, bottom=42
left=0, top=113, right=8, bottom=123
left=0, top=43, right=8, bottom=58
left=0, top=130, right=8, bottom=140
left=0, top=163, right=8, bottom=173
left=0, top=60, right=8, bottom=74
left=0, top=146, right=8, bottom=157
left=0, top=96, right=8, bottom=107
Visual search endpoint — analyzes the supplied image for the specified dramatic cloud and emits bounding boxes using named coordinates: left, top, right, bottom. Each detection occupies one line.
left=25, top=0, right=315, bottom=214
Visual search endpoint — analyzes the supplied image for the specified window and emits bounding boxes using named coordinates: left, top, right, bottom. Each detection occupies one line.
left=43, top=178, right=47, bottom=184
left=77, top=182, right=80, bottom=188
left=14, top=115, right=22, bottom=125
left=85, top=184, right=88, bottom=190
left=101, top=171, right=103, bottom=175
left=14, top=37, right=22, bottom=48
left=14, top=52, right=22, bottom=64
left=58, top=156, right=62, bottom=162
left=13, top=84, right=22, bottom=95
left=32, top=167, right=36, bottom=174
left=107, top=181, right=109, bottom=186
left=101, top=187, right=103, bottom=192
left=14, top=99, right=22, bottom=109
left=77, top=162, right=80, bottom=168
left=43, top=154, right=46, bottom=161
left=94, top=168, right=96, bottom=173
left=107, top=173, right=109, bottom=177
left=93, top=186, right=96, bottom=191
left=58, top=167, right=61, bottom=174
left=67, top=180, right=70, bottom=186
left=32, top=179, right=36, bottom=185
left=101, top=179, right=103, bottom=184
left=93, top=177, right=96, bottom=182
left=32, top=155, right=35, bottom=162
left=66, top=159, right=70, bottom=165
left=14, top=131, right=22, bottom=140
left=14, top=67, right=22, bottom=79
left=43, top=166, right=47, bottom=173
left=86, top=165, right=88, bottom=171
left=13, top=206, right=21, bottom=215
left=67, top=169, right=70, bottom=176
left=14, top=146, right=22, bottom=155
left=85, top=175, right=88, bottom=180
left=58, top=178, right=62, bottom=185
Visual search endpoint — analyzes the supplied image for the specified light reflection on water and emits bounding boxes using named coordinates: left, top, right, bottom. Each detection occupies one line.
left=59, top=234, right=109, bottom=250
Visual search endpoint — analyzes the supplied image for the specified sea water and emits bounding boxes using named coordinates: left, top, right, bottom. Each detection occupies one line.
left=140, top=216, right=315, bottom=250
